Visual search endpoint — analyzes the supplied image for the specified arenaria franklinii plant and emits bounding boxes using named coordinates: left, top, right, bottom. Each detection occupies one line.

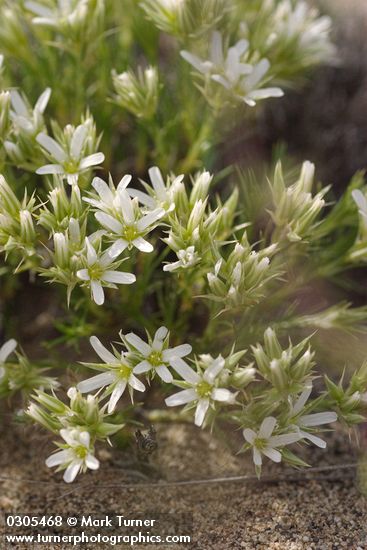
left=1, top=0, right=367, bottom=483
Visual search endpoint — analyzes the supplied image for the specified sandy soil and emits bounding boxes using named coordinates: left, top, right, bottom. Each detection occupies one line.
left=0, top=419, right=366, bottom=549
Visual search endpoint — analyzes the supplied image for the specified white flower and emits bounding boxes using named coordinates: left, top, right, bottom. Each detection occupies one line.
left=165, top=356, right=236, bottom=427
left=45, top=428, right=99, bottom=483
left=127, top=166, right=183, bottom=212
left=243, top=416, right=301, bottom=467
left=268, top=0, right=335, bottom=64
left=288, top=384, right=337, bottom=448
left=181, top=31, right=283, bottom=107
left=76, top=237, right=136, bottom=305
left=10, top=87, right=51, bottom=135
left=77, top=336, right=146, bottom=413
left=163, top=246, right=200, bottom=272
left=36, top=124, right=104, bottom=186
left=25, top=0, right=89, bottom=29
left=0, top=339, right=17, bottom=381
left=352, top=189, right=367, bottom=227
left=124, top=326, right=192, bottom=383
left=84, top=175, right=132, bottom=216
left=94, top=188, right=165, bottom=257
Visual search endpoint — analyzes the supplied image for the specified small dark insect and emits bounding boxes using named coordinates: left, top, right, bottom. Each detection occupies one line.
left=135, top=425, right=158, bottom=461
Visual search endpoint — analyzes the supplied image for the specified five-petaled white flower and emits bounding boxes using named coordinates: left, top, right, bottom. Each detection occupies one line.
left=94, top=188, right=165, bottom=257
left=76, top=237, right=136, bottom=306
left=10, top=87, right=51, bottom=135
left=36, top=124, right=104, bottom=186
left=243, top=416, right=301, bottom=467
left=127, top=166, right=183, bottom=213
left=0, top=339, right=17, bottom=381
left=83, top=175, right=133, bottom=216
left=163, top=246, right=200, bottom=272
left=77, top=336, right=146, bottom=413
left=288, top=384, right=337, bottom=448
left=45, top=428, right=99, bottom=483
left=181, top=31, right=283, bottom=107
left=165, top=355, right=236, bottom=426
left=124, top=326, right=192, bottom=383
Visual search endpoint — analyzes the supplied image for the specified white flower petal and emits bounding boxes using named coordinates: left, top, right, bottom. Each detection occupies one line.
left=170, top=357, right=200, bottom=384
left=259, top=416, right=277, bottom=439
left=85, top=454, right=100, bottom=470
left=118, top=189, right=135, bottom=224
left=125, top=333, right=151, bottom=356
left=163, top=261, right=182, bottom=272
left=293, top=384, right=312, bottom=415
left=133, top=360, right=152, bottom=374
left=203, top=356, right=225, bottom=384
left=79, top=152, right=105, bottom=170
left=210, top=31, right=224, bottom=66
left=156, top=326, right=169, bottom=339
left=132, top=236, right=153, bottom=253
left=34, top=87, right=51, bottom=113
left=211, top=388, right=235, bottom=403
left=63, top=459, right=82, bottom=483
left=10, top=90, right=28, bottom=116
left=129, top=374, right=146, bottom=392
left=300, top=412, right=337, bottom=426
left=243, top=58, right=270, bottom=89
left=108, top=238, right=129, bottom=258
left=268, top=433, right=301, bottom=446
left=36, top=133, right=66, bottom=162
left=162, top=344, right=192, bottom=361
left=60, top=428, right=78, bottom=446
left=78, top=431, right=90, bottom=447
left=245, top=88, right=284, bottom=101
left=92, top=177, right=114, bottom=204
left=36, top=164, right=64, bottom=175
left=211, top=74, right=231, bottom=89
left=85, top=237, right=97, bottom=265
left=102, top=270, right=136, bottom=285
left=253, top=448, right=262, bottom=466
left=0, top=339, right=17, bottom=363
left=127, top=188, right=156, bottom=209
left=156, top=364, right=173, bottom=383
left=117, top=174, right=132, bottom=190
left=243, top=428, right=256, bottom=445
left=195, top=398, right=209, bottom=427
left=352, top=189, right=367, bottom=212
left=148, top=166, right=166, bottom=197
left=108, top=380, right=127, bottom=413
left=70, top=124, right=87, bottom=159
left=45, top=449, right=70, bottom=468
left=76, top=269, right=90, bottom=281
left=180, top=50, right=210, bottom=74
left=89, top=335, right=119, bottom=364
left=136, top=208, right=165, bottom=231
left=300, top=431, right=327, bottom=448
left=95, top=212, right=123, bottom=234
left=77, top=371, right=115, bottom=393
left=262, top=447, right=282, bottom=463
left=165, top=388, right=197, bottom=407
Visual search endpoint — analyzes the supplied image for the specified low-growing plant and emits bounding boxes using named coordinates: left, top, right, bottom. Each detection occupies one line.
left=1, top=0, right=367, bottom=483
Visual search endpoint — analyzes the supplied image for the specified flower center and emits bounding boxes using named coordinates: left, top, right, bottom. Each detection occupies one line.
left=87, top=264, right=104, bottom=280
left=148, top=351, right=162, bottom=367
left=118, top=363, right=132, bottom=379
left=196, top=381, right=212, bottom=398
left=74, top=445, right=88, bottom=459
left=63, top=159, right=79, bottom=174
left=254, top=438, right=267, bottom=450
left=122, top=225, right=138, bottom=242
